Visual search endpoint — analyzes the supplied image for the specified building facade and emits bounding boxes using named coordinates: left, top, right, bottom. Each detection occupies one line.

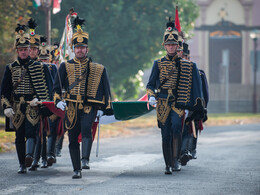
left=190, top=0, right=260, bottom=113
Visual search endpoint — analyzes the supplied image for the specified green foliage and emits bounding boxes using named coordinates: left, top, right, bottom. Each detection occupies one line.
left=4, top=0, right=199, bottom=100
left=0, top=0, right=32, bottom=80
left=54, top=0, right=199, bottom=99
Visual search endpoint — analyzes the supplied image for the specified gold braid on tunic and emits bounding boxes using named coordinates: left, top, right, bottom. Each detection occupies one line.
left=64, top=58, right=88, bottom=129
left=9, top=62, right=41, bottom=128
left=156, top=56, right=183, bottom=124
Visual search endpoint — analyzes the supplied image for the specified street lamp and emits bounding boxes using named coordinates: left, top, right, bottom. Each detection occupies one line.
left=250, top=30, right=260, bottom=113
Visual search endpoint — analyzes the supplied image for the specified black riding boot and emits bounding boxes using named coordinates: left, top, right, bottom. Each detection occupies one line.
left=172, top=135, right=181, bottom=171
left=55, top=134, right=64, bottom=157
left=180, top=135, right=192, bottom=166
left=16, top=142, right=25, bottom=166
left=16, top=142, right=26, bottom=173
left=29, top=136, right=41, bottom=171
left=41, top=135, right=48, bottom=168
left=47, top=137, right=56, bottom=166
left=191, top=128, right=198, bottom=159
left=18, top=164, right=27, bottom=174
left=69, top=149, right=82, bottom=179
left=25, top=138, right=35, bottom=167
left=162, top=141, right=172, bottom=174
left=81, top=137, right=92, bottom=169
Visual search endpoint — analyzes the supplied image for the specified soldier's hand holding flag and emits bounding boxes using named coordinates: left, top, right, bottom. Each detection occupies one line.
left=56, top=101, right=66, bottom=111
left=96, top=110, right=104, bottom=117
left=148, top=96, right=157, bottom=107
left=29, top=98, right=39, bottom=107
left=4, top=108, right=15, bottom=118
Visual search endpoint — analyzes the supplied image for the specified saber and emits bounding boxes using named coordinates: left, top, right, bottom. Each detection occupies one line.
left=96, top=117, right=100, bottom=157
left=191, top=120, right=197, bottom=138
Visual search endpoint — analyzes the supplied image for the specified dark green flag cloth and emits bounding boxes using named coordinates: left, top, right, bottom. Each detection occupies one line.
left=112, top=101, right=155, bottom=121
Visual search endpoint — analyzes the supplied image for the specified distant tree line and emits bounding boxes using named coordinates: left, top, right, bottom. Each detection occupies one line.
left=0, top=0, right=199, bottom=100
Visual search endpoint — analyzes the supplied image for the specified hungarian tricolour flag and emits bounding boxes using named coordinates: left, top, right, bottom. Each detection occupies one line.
left=59, top=11, right=77, bottom=62
left=53, top=0, right=62, bottom=14
left=33, top=0, right=41, bottom=8
left=41, top=94, right=154, bottom=140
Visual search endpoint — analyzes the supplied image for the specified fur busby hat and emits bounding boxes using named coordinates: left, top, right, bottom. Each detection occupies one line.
left=27, top=18, right=40, bottom=48
left=162, top=17, right=179, bottom=45
left=177, top=31, right=184, bottom=51
left=14, top=24, right=30, bottom=48
left=71, top=16, right=89, bottom=48
left=183, top=42, right=189, bottom=56
left=39, top=36, right=50, bottom=60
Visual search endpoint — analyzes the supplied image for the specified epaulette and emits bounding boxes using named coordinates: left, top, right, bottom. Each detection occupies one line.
left=91, top=62, right=104, bottom=69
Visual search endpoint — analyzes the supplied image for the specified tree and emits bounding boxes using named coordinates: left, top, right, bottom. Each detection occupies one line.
left=0, top=0, right=32, bottom=82
left=31, top=0, right=199, bottom=100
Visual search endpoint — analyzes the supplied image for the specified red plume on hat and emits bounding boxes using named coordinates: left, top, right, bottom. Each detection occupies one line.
left=175, top=6, right=181, bottom=32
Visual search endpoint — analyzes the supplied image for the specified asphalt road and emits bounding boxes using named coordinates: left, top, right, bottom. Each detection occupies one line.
left=0, top=123, right=260, bottom=195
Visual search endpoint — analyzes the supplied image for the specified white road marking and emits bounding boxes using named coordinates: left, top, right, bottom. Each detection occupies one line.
left=1, top=185, right=27, bottom=195
left=45, top=153, right=161, bottom=185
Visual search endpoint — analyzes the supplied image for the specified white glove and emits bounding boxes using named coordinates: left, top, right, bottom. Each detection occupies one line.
left=97, top=110, right=104, bottom=117
left=148, top=96, right=157, bottom=106
left=29, top=98, right=39, bottom=107
left=185, top=109, right=189, bottom=119
left=56, top=101, right=66, bottom=111
left=4, top=108, right=15, bottom=118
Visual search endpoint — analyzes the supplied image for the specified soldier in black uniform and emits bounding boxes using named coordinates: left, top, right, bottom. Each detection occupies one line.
left=27, top=19, right=47, bottom=170
left=38, top=37, right=59, bottom=167
left=146, top=18, right=205, bottom=174
left=179, top=42, right=194, bottom=166
left=49, top=43, right=65, bottom=158
left=1, top=24, right=53, bottom=174
left=31, top=36, right=59, bottom=169
left=190, top=68, right=209, bottom=159
left=53, top=16, right=113, bottom=179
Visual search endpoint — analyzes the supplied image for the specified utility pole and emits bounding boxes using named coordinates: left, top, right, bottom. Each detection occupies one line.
left=250, top=30, right=260, bottom=113
left=41, top=0, right=51, bottom=45
left=222, top=49, right=229, bottom=113
left=252, top=37, right=258, bottom=113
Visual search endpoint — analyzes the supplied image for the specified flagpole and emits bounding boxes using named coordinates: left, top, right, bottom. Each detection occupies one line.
left=96, top=117, right=100, bottom=157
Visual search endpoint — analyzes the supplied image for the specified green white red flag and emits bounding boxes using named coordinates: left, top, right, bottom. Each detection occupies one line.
left=33, top=0, right=41, bottom=8
left=53, top=0, right=62, bottom=14
left=59, top=11, right=77, bottom=62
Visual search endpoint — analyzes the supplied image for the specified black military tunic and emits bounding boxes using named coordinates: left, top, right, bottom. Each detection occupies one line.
left=1, top=57, right=53, bottom=166
left=53, top=56, right=113, bottom=173
left=53, top=56, right=113, bottom=130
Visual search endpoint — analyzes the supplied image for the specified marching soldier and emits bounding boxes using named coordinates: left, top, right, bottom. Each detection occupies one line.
left=38, top=37, right=58, bottom=167
left=53, top=16, right=113, bottom=179
left=1, top=24, right=53, bottom=173
left=28, top=18, right=40, bottom=61
left=27, top=19, right=47, bottom=170
left=175, top=36, right=194, bottom=166
left=50, top=42, right=65, bottom=158
left=177, top=31, right=184, bottom=58
left=190, top=68, right=209, bottom=159
left=146, top=18, right=205, bottom=174
left=50, top=42, right=60, bottom=66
